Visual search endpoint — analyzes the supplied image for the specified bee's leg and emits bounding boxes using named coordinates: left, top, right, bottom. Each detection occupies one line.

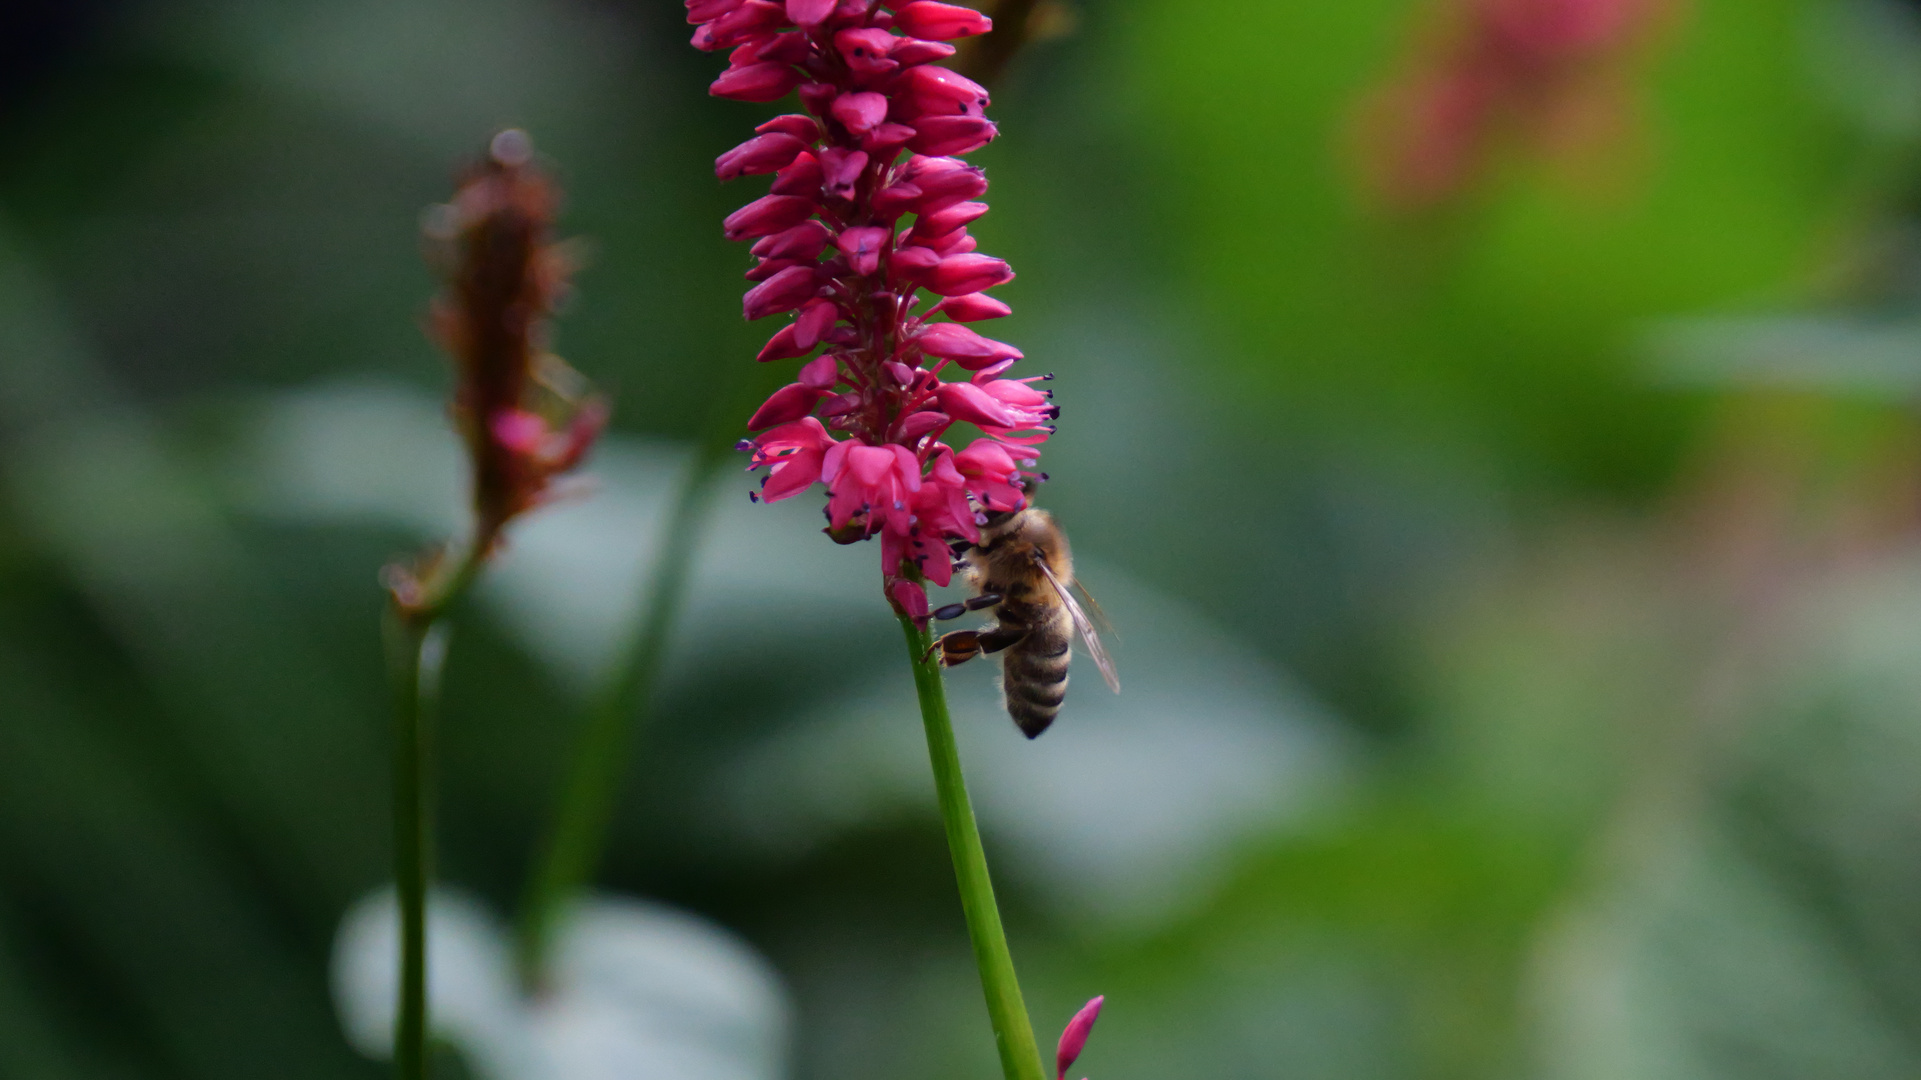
left=928, top=623, right=1024, bottom=667
left=931, top=593, right=1002, bottom=621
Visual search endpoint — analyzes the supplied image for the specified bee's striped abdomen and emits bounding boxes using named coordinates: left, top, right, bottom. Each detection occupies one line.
left=999, top=602, right=1073, bottom=738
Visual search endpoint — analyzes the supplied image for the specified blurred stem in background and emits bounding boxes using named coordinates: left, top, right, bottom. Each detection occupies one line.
left=899, top=615, right=1047, bottom=1080
left=516, top=356, right=785, bottom=987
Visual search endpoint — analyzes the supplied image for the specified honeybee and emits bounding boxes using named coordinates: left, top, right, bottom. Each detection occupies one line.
left=930, top=507, right=1120, bottom=737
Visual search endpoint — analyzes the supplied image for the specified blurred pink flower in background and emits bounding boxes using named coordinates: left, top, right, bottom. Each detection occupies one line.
left=1357, top=0, right=1675, bottom=208
left=694, top=0, right=1054, bottom=618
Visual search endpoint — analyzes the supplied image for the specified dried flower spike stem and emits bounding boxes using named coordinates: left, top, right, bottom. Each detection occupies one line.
left=384, top=130, right=602, bottom=1080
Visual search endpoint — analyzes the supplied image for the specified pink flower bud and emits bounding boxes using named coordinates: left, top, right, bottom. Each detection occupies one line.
left=756, top=113, right=822, bottom=141
left=491, top=408, right=549, bottom=454
left=798, top=352, right=840, bottom=388
left=770, top=152, right=824, bottom=196
left=893, top=1, right=993, bottom=40
left=723, top=194, right=816, bottom=240
left=921, top=227, right=975, bottom=255
left=687, top=0, right=747, bottom=24
left=916, top=321, right=1021, bottom=367
left=742, top=263, right=821, bottom=318
left=914, top=200, right=989, bottom=236
left=756, top=324, right=807, bottom=361
left=1055, top=996, right=1104, bottom=1080
left=889, top=244, right=941, bottom=282
left=818, top=146, right=870, bottom=198
left=717, top=132, right=809, bottom=180
left=932, top=292, right=1011, bottom=321
left=711, top=60, right=805, bottom=101
left=794, top=297, right=841, bottom=349
left=748, top=381, right=828, bottom=429
left=750, top=219, right=833, bottom=260
left=889, top=577, right=930, bottom=621
left=798, top=80, right=838, bottom=114
left=744, top=256, right=807, bottom=282
left=832, top=91, right=890, bottom=135
left=897, top=65, right=991, bottom=116
left=787, top=0, right=835, bottom=24
left=862, top=122, right=919, bottom=153
left=756, top=31, right=816, bottom=63
left=708, top=1, right=789, bottom=48
left=902, top=157, right=987, bottom=211
left=872, top=182, right=924, bottom=217
left=897, top=409, right=950, bottom=441
left=937, top=380, right=1019, bottom=428
left=890, top=37, right=957, bottom=64
left=837, top=225, right=890, bottom=275
left=926, top=253, right=1013, bottom=295
left=835, top=27, right=902, bottom=75
left=908, top=115, right=997, bottom=156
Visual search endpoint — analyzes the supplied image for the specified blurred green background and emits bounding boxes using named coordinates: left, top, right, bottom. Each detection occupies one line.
left=11, top=0, right=1921, bottom=1077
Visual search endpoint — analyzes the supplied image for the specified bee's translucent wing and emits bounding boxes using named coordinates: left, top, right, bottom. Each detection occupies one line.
left=1033, top=555, right=1121, bottom=694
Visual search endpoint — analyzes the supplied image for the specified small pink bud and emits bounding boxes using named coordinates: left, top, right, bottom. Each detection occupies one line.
left=787, top=0, right=835, bottom=23
left=716, top=132, right=808, bottom=180
left=897, top=65, right=991, bottom=116
left=932, top=292, right=1010, bottom=321
left=794, top=297, right=840, bottom=349
left=687, top=0, right=746, bottom=23
left=926, top=253, right=1013, bottom=296
left=1056, top=996, right=1104, bottom=1080
left=937, top=380, right=1018, bottom=428
left=889, top=577, right=930, bottom=622
left=756, top=324, right=807, bottom=362
left=836, top=225, right=890, bottom=275
left=708, top=2, right=789, bottom=48
left=872, top=181, right=924, bottom=217
left=756, top=113, right=822, bottom=141
left=742, top=263, right=821, bottom=319
left=798, top=353, right=840, bottom=388
left=908, top=115, right=997, bottom=156
left=890, top=37, right=957, bottom=64
left=921, top=227, right=976, bottom=255
left=889, top=244, right=941, bottom=281
left=835, top=28, right=902, bottom=76
left=711, top=60, right=804, bottom=102
left=723, top=194, right=816, bottom=240
left=831, top=91, right=890, bottom=135
left=903, top=157, right=987, bottom=211
left=750, top=219, right=833, bottom=260
left=914, top=199, right=988, bottom=236
left=748, top=382, right=828, bottom=430
left=916, top=321, right=1021, bottom=367
left=491, top=409, right=549, bottom=455
left=770, top=152, right=824, bottom=196
left=818, top=146, right=870, bottom=198
left=756, top=31, right=816, bottom=64
left=897, top=409, right=950, bottom=441
left=893, top=1, right=993, bottom=40
left=862, top=121, right=919, bottom=153
left=744, top=256, right=808, bottom=282
left=798, top=81, right=838, bottom=115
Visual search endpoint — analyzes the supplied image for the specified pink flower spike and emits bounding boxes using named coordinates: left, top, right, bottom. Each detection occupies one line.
left=893, top=1, right=993, bottom=40
left=933, top=292, right=1011, bottom=321
left=1055, top=996, right=1104, bottom=1080
left=916, top=321, right=1021, bottom=367
left=787, top=0, right=835, bottom=25
left=926, top=253, right=1014, bottom=296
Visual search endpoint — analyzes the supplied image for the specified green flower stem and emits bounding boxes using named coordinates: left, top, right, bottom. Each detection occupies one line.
left=899, top=615, right=1047, bottom=1080
left=515, top=447, right=723, bottom=986
left=385, top=540, right=487, bottom=1080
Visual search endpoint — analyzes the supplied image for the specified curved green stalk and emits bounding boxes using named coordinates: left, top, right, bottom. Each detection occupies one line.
left=899, top=615, right=1047, bottom=1080
left=515, top=449, right=723, bottom=986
